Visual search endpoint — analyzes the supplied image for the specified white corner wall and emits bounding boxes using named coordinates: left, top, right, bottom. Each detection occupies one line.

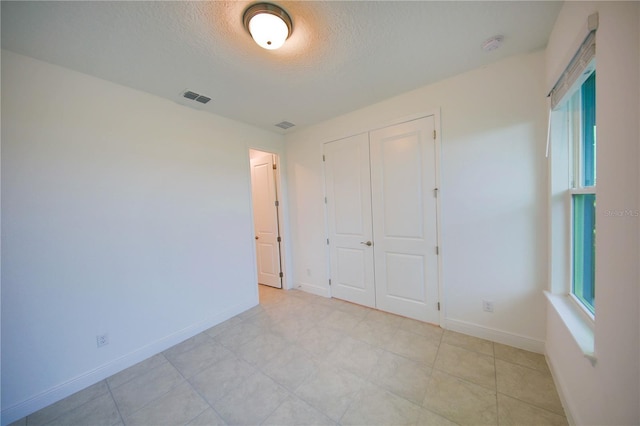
left=0, top=50, right=285, bottom=424
left=285, top=51, right=549, bottom=351
left=545, top=2, right=640, bottom=425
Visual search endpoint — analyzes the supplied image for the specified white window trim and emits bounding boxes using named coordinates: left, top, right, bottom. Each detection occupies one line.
left=548, top=106, right=597, bottom=364
left=546, top=22, right=598, bottom=363
left=544, top=291, right=596, bottom=365
left=569, top=187, right=596, bottom=195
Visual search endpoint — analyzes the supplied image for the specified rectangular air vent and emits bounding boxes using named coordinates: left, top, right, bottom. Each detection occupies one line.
left=275, top=121, right=295, bottom=130
left=183, top=90, right=198, bottom=100
left=181, top=90, right=211, bottom=104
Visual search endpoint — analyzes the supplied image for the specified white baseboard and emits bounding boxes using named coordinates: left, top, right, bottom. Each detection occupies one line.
left=296, top=281, right=330, bottom=298
left=444, top=318, right=545, bottom=354
left=1, top=300, right=256, bottom=426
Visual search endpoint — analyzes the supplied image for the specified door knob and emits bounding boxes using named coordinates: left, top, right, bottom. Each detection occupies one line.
left=255, top=236, right=259, bottom=240
left=360, top=241, right=372, bottom=246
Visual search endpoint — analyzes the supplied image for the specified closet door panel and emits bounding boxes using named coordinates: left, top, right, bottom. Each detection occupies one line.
left=324, top=133, right=376, bottom=308
left=370, top=116, right=439, bottom=323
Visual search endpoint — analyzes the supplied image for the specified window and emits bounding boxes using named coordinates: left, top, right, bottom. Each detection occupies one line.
left=569, top=71, right=596, bottom=314
left=546, top=16, right=598, bottom=359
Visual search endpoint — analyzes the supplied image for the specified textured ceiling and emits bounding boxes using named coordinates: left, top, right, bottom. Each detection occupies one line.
left=1, top=1, right=562, bottom=133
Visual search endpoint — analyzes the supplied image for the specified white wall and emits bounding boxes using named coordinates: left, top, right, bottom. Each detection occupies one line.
left=0, top=50, right=285, bottom=423
left=285, top=51, right=549, bottom=351
left=545, top=2, right=640, bottom=425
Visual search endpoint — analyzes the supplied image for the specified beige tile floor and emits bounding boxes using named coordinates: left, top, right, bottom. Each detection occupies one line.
left=11, top=286, right=568, bottom=426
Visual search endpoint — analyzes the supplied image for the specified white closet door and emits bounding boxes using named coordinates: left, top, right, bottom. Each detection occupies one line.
left=324, top=133, right=376, bottom=308
left=370, top=117, right=439, bottom=323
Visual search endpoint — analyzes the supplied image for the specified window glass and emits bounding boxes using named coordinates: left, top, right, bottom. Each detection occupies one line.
left=573, top=193, right=595, bottom=312
left=571, top=70, right=596, bottom=315
left=581, top=72, right=596, bottom=187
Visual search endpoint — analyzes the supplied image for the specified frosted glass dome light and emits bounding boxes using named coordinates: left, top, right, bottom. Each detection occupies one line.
left=243, top=3, right=292, bottom=50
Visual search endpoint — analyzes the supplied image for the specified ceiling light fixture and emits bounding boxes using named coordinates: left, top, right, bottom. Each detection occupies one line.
left=243, top=3, right=292, bottom=50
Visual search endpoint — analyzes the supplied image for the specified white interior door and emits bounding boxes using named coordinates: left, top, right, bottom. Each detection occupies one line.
left=324, top=133, right=376, bottom=308
left=250, top=153, right=282, bottom=288
left=370, top=117, right=439, bottom=323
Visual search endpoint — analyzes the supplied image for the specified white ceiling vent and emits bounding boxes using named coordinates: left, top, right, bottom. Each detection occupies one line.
left=183, top=90, right=198, bottom=100
left=195, top=95, right=211, bottom=104
left=177, top=89, right=212, bottom=111
left=275, top=121, right=295, bottom=130
left=181, top=89, right=211, bottom=104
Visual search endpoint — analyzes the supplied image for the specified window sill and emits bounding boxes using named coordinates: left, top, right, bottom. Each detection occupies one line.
left=544, top=291, right=597, bottom=366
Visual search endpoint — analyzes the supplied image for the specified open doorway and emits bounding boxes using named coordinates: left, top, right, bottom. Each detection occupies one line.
left=249, top=149, right=284, bottom=290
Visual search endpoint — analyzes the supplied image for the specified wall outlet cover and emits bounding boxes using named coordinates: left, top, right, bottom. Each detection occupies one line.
left=96, top=334, right=109, bottom=348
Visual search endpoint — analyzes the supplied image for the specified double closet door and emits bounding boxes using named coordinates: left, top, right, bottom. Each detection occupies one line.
left=324, top=116, right=440, bottom=324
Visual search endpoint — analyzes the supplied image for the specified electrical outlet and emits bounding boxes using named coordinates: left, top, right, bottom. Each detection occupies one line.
left=96, top=333, right=109, bottom=348
left=482, top=300, right=494, bottom=313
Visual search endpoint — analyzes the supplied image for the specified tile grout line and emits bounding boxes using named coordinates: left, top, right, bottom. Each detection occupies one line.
left=495, top=355, right=554, bottom=374
left=107, top=353, right=170, bottom=393
left=105, top=379, right=126, bottom=426
left=428, top=365, right=499, bottom=395
left=131, top=342, right=229, bottom=426
left=416, top=325, right=467, bottom=426
left=217, top=289, right=311, bottom=424
left=34, top=381, right=113, bottom=426
left=492, top=355, right=567, bottom=417
left=166, top=338, right=241, bottom=425
left=136, top=349, right=208, bottom=425
left=259, top=290, right=326, bottom=425
left=335, top=374, right=367, bottom=426
left=425, top=324, right=445, bottom=383
left=364, top=368, right=434, bottom=415
left=495, top=390, right=568, bottom=418
left=254, top=380, right=293, bottom=426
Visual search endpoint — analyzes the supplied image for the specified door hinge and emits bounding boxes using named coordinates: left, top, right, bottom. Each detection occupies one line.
left=277, top=236, right=281, bottom=242
left=329, top=279, right=332, bottom=286
left=324, top=196, right=327, bottom=204
left=279, top=272, right=284, bottom=278
left=433, top=129, right=436, bottom=139
left=326, top=238, right=330, bottom=245
left=323, top=155, right=326, bottom=162
left=434, top=188, right=438, bottom=198
left=275, top=200, right=279, bottom=207
left=437, top=302, right=441, bottom=311
left=273, top=163, right=277, bottom=170
left=436, top=246, right=440, bottom=255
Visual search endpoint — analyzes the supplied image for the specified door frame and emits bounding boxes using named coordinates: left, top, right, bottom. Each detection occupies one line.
left=321, top=110, right=444, bottom=325
left=248, top=147, right=289, bottom=291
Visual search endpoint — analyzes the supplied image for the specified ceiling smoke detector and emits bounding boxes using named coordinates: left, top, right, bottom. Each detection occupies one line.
left=481, top=35, right=504, bottom=52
